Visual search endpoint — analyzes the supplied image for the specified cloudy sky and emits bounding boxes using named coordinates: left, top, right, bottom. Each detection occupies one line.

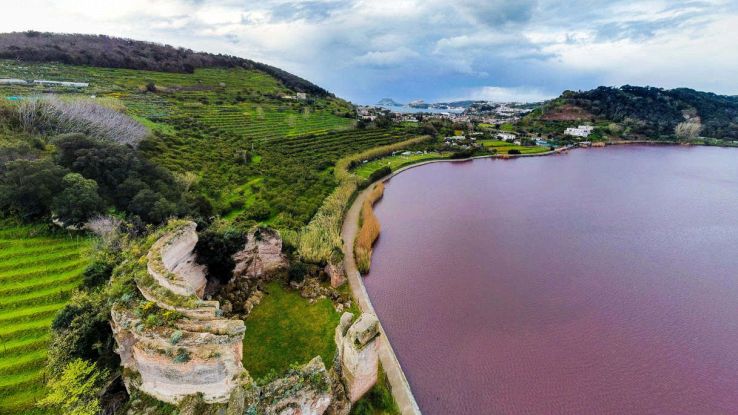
left=2, top=1, right=737, bottom=103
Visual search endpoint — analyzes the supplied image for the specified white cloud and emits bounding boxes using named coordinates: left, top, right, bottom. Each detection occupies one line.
left=354, top=48, right=420, bottom=66
left=0, top=0, right=736, bottom=102
left=453, top=86, right=555, bottom=103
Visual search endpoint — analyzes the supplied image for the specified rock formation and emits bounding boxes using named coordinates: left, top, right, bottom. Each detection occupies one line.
left=248, top=356, right=332, bottom=415
left=111, top=221, right=246, bottom=404
left=334, top=313, right=381, bottom=402
left=325, top=262, right=346, bottom=288
left=147, top=222, right=207, bottom=298
left=232, top=228, right=288, bottom=280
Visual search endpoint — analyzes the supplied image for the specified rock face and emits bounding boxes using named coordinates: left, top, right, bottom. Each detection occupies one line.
left=111, top=221, right=246, bottom=404
left=325, top=262, right=346, bottom=288
left=232, top=228, right=288, bottom=280
left=147, top=222, right=207, bottom=298
left=334, top=313, right=381, bottom=402
left=250, top=356, right=332, bottom=415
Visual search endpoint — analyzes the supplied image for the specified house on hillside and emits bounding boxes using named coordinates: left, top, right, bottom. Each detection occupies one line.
left=497, top=132, right=516, bottom=141
left=564, top=125, right=594, bottom=138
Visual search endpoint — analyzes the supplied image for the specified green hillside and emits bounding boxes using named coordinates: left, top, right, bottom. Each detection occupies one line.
left=0, top=223, right=91, bottom=415
left=525, top=86, right=738, bottom=142
left=0, top=59, right=420, bottom=228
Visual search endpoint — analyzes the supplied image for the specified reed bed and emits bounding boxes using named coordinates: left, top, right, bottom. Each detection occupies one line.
left=355, top=182, right=384, bottom=274
left=298, top=136, right=430, bottom=264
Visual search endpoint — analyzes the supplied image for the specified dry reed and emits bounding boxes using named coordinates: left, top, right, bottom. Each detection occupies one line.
left=355, top=182, right=384, bottom=273
left=298, top=135, right=430, bottom=264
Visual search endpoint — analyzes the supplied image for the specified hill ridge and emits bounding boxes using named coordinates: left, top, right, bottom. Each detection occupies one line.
left=0, top=31, right=331, bottom=96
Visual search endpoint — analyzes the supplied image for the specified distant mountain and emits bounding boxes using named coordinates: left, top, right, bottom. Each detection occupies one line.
left=408, top=99, right=429, bottom=109
left=377, top=98, right=403, bottom=107
left=0, top=31, right=331, bottom=96
left=533, top=86, right=738, bottom=140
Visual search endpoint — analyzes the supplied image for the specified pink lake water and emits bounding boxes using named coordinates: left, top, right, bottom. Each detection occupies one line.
left=363, top=146, right=738, bottom=414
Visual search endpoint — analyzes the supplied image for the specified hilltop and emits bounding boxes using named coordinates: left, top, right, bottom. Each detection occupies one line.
left=527, top=86, right=738, bottom=141
left=0, top=31, right=330, bottom=96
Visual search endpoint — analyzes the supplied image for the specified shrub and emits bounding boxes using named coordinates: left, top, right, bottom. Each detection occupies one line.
left=52, top=172, right=104, bottom=226
left=194, top=227, right=246, bottom=283
left=170, top=330, right=183, bottom=345
left=368, top=166, right=391, bottom=183
left=83, top=258, right=115, bottom=288
left=49, top=290, right=119, bottom=375
left=39, top=359, right=109, bottom=415
left=508, top=149, right=522, bottom=155
left=288, top=260, right=309, bottom=283
left=0, top=159, right=68, bottom=220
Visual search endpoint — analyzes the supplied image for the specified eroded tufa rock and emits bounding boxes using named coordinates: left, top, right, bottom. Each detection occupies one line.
left=111, top=221, right=246, bottom=404
left=325, top=262, right=346, bottom=288
left=232, top=228, right=288, bottom=280
left=334, top=313, right=381, bottom=402
left=253, top=356, right=332, bottom=415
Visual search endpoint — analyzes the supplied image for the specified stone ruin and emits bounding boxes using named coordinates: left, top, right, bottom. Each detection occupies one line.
left=334, top=313, right=381, bottom=402
left=111, top=222, right=246, bottom=404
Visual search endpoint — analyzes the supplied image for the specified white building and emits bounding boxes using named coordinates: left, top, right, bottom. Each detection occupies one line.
left=0, top=78, right=27, bottom=85
left=565, top=125, right=594, bottom=138
left=497, top=132, right=517, bottom=141
left=33, top=80, right=89, bottom=88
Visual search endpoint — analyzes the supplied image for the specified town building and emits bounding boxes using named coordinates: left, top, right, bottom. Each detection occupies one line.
left=565, top=125, right=594, bottom=138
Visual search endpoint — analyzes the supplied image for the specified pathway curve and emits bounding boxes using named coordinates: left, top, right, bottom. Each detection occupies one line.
left=341, top=183, right=422, bottom=415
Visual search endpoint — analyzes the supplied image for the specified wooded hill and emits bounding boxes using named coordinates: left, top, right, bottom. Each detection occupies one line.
left=534, top=86, right=738, bottom=140
left=0, top=31, right=331, bottom=96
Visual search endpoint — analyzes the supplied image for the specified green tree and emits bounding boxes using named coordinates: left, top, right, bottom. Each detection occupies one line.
left=39, top=358, right=108, bottom=415
left=52, top=173, right=105, bottom=226
left=0, top=159, right=68, bottom=220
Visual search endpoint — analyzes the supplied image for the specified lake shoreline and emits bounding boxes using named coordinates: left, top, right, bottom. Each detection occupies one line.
left=339, top=138, right=727, bottom=414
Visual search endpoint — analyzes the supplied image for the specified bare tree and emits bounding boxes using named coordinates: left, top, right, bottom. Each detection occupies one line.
left=16, top=96, right=149, bottom=146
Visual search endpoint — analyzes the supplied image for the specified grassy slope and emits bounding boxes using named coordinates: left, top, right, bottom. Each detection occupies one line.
left=241, top=281, right=340, bottom=380
left=480, top=139, right=549, bottom=154
left=0, top=224, right=91, bottom=415
left=353, top=152, right=451, bottom=179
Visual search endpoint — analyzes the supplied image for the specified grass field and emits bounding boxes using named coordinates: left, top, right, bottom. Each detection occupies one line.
left=0, top=224, right=91, bottom=415
left=480, top=139, right=550, bottom=155
left=353, top=152, right=451, bottom=178
left=241, top=281, right=340, bottom=380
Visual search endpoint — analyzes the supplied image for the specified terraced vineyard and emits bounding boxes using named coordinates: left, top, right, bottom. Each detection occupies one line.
left=0, top=60, right=361, bottom=221
left=0, top=224, right=91, bottom=415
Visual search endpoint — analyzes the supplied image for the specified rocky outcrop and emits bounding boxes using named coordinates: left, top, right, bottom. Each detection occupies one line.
left=112, top=221, right=246, bottom=404
left=232, top=228, right=288, bottom=280
left=147, top=222, right=207, bottom=298
left=247, top=356, right=332, bottom=415
left=334, top=313, right=381, bottom=402
left=325, top=262, right=346, bottom=288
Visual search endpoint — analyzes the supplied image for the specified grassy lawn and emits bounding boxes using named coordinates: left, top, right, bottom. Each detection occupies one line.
left=0, top=223, right=92, bottom=415
left=480, top=140, right=549, bottom=155
left=242, top=281, right=341, bottom=380
left=500, top=123, right=515, bottom=132
left=353, top=152, right=451, bottom=179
